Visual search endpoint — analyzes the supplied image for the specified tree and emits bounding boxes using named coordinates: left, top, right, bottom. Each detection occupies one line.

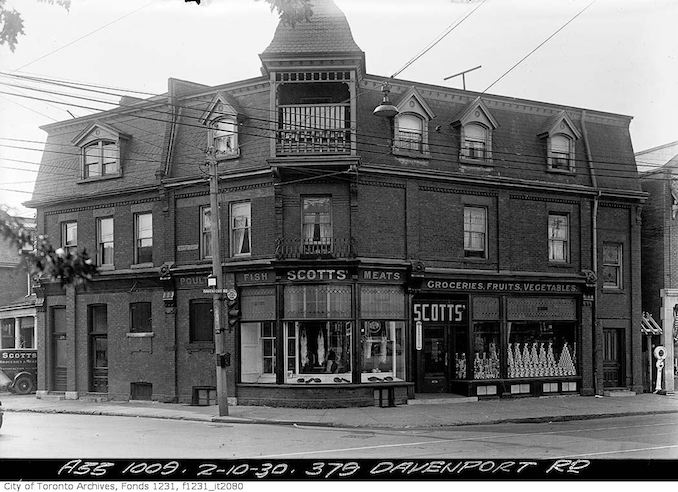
left=0, top=0, right=70, bottom=52
left=0, top=207, right=97, bottom=286
left=260, top=0, right=313, bottom=26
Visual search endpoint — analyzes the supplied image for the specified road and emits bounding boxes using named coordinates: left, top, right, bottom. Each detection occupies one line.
left=1, top=411, right=677, bottom=460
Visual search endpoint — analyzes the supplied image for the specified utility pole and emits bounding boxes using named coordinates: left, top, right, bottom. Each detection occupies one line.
left=207, top=147, right=229, bottom=416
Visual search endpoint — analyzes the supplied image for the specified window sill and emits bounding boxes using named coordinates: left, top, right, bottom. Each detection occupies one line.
left=546, top=167, right=575, bottom=175
left=460, top=157, right=493, bottom=167
left=127, top=332, right=154, bottom=338
left=463, top=256, right=489, bottom=263
left=98, top=265, right=115, bottom=272
left=77, top=174, right=122, bottom=184
left=131, top=262, right=154, bottom=269
left=602, top=287, right=625, bottom=294
left=392, top=148, right=430, bottom=160
left=215, top=150, right=240, bottom=162
left=185, top=342, right=215, bottom=353
left=548, top=262, right=573, bottom=268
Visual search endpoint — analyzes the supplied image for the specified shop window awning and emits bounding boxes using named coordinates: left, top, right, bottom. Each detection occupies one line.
left=641, top=312, right=662, bottom=335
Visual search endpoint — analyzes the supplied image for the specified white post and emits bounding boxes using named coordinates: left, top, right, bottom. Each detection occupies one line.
left=14, top=317, right=20, bottom=348
left=660, top=289, right=677, bottom=394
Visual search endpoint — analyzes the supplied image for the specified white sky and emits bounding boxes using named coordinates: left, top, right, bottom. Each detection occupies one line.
left=0, top=0, right=676, bottom=216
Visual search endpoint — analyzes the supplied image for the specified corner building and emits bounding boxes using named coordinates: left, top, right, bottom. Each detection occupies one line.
left=29, top=0, right=645, bottom=407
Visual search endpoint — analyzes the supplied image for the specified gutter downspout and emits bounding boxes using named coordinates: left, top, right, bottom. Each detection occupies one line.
left=582, top=110, right=601, bottom=396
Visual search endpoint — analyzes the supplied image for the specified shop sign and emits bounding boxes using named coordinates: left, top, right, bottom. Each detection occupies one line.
left=413, top=302, right=467, bottom=323
left=361, top=270, right=402, bottom=281
left=424, top=279, right=580, bottom=294
left=286, top=269, right=349, bottom=281
left=178, top=276, right=207, bottom=289
left=236, top=271, right=273, bottom=284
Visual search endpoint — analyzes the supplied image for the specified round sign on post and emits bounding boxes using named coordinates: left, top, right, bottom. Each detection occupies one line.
left=654, top=346, right=667, bottom=360
left=226, top=289, right=238, bottom=301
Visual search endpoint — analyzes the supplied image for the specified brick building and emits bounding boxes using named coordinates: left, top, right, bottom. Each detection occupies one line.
left=28, top=0, right=645, bottom=406
left=639, top=141, right=678, bottom=394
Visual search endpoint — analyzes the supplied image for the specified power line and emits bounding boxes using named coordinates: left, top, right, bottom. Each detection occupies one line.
left=483, top=1, right=596, bottom=94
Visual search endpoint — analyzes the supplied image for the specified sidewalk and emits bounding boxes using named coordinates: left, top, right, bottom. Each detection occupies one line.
left=2, top=392, right=677, bottom=429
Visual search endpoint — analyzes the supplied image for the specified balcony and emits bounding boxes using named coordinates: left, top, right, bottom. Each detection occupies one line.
left=275, top=236, right=356, bottom=260
left=276, top=103, right=351, bottom=156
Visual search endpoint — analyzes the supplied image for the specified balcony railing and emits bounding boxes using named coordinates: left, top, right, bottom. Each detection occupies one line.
left=275, top=236, right=356, bottom=259
left=276, top=104, right=351, bottom=155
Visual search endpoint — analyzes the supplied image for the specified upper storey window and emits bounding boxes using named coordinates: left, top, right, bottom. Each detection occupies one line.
left=200, top=92, right=242, bottom=161
left=452, top=98, right=498, bottom=165
left=72, top=122, right=128, bottom=181
left=538, top=111, right=581, bottom=173
left=392, top=87, right=435, bottom=158
left=84, top=141, right=118, bottom=178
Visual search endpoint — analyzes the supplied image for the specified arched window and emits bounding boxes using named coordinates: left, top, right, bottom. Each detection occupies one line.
left=549, top=134, right=573, bottom=170
left=84, top=140, right=118, bottom=178
left=462, top=123, right=489, bottom=160
left=395, top=114, right=424, bottom=152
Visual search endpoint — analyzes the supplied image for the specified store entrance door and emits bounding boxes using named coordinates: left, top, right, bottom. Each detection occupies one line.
left=422, top=324, right=448, bottom=392
left=603, top=328, right=624, bottom=387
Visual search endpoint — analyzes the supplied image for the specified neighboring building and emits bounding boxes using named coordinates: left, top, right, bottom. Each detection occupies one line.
left=0, top=216, right=38, bottom=392
left=639, top=141, right=678, bottom=394
left=27, top=0, right=645, bottom=406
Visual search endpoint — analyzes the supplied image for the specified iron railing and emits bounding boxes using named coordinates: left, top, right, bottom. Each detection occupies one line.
left=275, top=236, right=356, bottom=259
left=276, top=103, right=351, bottom=155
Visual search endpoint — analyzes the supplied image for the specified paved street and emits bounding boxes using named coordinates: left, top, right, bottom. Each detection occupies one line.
left=1, top=411, right=677, bottom=459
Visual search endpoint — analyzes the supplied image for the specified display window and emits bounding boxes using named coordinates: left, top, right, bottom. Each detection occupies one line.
left=506, top=321, right=577, bottom=378
left=472, top=321, right=500, bottom=379
left=360, top=320, right=405, bottom=382
left=284, top=321, right=352, bottom=383
left=360, top=285, right=406, bottom=382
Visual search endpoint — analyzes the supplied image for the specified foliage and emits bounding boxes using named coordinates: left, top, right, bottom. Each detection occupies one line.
left=0, top=0, right=70, bottom=52
left=260, top=0, right=313, bottom=27
left=0, top=208, right=97, bottom=286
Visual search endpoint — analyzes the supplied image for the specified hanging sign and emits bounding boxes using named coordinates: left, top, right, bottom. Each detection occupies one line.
left=415, top=321, right=423, bottom=351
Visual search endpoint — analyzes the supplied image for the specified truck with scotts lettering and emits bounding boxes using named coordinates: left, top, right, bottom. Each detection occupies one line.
left=0, top=348, right=37, bottom=394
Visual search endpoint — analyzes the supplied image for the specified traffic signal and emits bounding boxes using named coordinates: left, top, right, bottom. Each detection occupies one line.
left=226, top=297, right=240, bottom=332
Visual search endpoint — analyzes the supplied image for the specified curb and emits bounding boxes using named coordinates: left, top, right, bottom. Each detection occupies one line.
left=5, top=406, right=678, bottom=429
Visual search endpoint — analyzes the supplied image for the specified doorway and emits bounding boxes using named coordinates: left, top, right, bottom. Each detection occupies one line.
left=603, top=328, right=624, bottom=387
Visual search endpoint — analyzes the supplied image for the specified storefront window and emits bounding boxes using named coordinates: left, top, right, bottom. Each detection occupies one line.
left=472, top=322, right=500, bottom=379
left=360, top=285, right=406, bottom=382
left=361, top=320, right=405, bottom=381
left=284, top=321, right=351, bottom=382
left=507, top=321, right=577, bottom=378
left=241, top=321, right=276, bottom=383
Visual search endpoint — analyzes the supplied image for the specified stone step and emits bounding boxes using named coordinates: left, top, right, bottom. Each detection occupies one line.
left=603, top=389, right=636, bottom=397
left=409, top=395, right=478, bottom=405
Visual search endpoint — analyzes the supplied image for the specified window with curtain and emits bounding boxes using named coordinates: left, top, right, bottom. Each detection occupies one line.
left=213, top=117, right=238, bottom=154
left=462, top=123, right=488, bottom=160
left=602, top=242, right=622, bottom=289
left=302, top=196, right=331, bottom=253
left=230, top=201, right=251, bottom=256
left=200, top=206, right=212, bottom=259
left=548, top=214, right=569, bottom=263
left=549, top=134, right=573, bottom=170
left=395, top=114, right=424, bottom=152
left=464, top=206, right=487, bottom=258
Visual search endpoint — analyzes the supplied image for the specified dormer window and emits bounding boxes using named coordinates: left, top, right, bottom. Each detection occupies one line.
left=539, top=111, right=581, bottom=174
left=201, top=93, right=243, bottom=160
left=392, top=87, right=435, bottom=158
left=394, top=114, right=424, bottom=152
left=452, top=98, right=498, bottom=165
left=72, top=122, right=128, bottom=182
left=84, top=140, right=118, bottom=178
left=549, top=134, right=573, bottom=171
left=213, top=117, right=237, bottom=154
left=462, top=123, right=489, bottom=161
